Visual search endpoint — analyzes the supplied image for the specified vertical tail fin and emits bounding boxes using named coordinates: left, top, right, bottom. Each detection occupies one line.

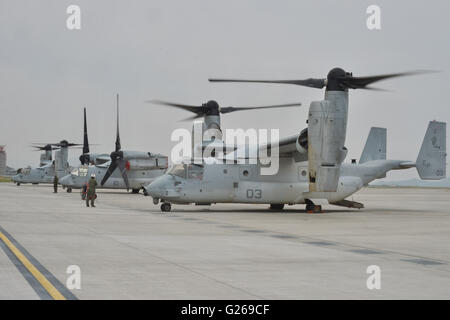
left=359, top=127, right=387, bottom=164
left=416, top=121, right=446, bottom=180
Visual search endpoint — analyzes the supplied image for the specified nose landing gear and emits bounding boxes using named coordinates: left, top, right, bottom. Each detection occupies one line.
left=161, top=202, right=171, bottom=212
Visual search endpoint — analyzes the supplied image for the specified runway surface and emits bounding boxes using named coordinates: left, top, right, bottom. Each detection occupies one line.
left=0, top=183, right=449, bottom=299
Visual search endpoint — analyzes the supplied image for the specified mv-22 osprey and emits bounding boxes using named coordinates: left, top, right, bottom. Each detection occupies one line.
left=59, top=95, right=168, bottom=194
left=11, top=140, right=78, bottom=188
left=146, top=68, right=446, bottom=212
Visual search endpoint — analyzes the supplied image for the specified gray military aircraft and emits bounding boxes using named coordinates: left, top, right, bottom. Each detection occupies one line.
left=145, top=68, right=446, bottom=212
left=59, top=95, right=168, bottom=194
left=11, top=140, right=78, bottom=187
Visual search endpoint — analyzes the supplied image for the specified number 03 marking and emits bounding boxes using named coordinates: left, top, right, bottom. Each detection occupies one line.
left=246, top=189, right=262, bottom=199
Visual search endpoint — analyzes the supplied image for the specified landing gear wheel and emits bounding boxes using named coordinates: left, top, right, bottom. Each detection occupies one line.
left=142, top=188, right=149, bottom=196
left=131, top=188, right=140, bottom=194
left=16, top=182, right=20, bottom=186
left=153, top=197, right=159, bottom=205
left=306, top=204, right=322, bottom=213
left=161, top=203, right=171, bottom=212
left=66, top=188, right=72, bottom=193
left=313, top=205, right=322, bottom=213
left=269, top=204, right=284, bottom=210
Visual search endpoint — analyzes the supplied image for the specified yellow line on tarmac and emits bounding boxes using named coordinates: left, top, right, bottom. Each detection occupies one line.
left=0, top=231, right=66, bottom=300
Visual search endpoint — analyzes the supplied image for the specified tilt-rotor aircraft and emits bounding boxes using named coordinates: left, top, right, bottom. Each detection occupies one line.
left=12, top=140, right=78, bottom=186
left=59, top=95, right=168, bottom=194
left=146, top=68, right=446, bottom=212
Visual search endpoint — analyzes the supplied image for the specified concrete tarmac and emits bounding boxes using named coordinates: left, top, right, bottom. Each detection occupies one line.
left=0, top=183, right=449, bottom=299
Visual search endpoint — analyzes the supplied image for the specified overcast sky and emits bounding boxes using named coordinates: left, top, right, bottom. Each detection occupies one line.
left=0, top=0, right=449, bottom=180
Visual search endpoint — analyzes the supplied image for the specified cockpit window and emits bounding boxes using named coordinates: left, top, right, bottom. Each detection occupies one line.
left=22, top=168, right=31, bottom=175
left=187, top=164, right=203, bottom=180
left=167, top=163, right=204, bottom=180
left=71, top=166, right=88, bottom=177
left=167, top=164, right=186, bottom=178
left=79, top=167, right=88, bottom=177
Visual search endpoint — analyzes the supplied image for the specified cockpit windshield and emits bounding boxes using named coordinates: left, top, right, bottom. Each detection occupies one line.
left=71, top=166, right=88, bottom=177
left=22, top=167, right=31, bottom=175
left=167, top=164, right=186, bottom=178
left=167, top=163, right=204, bottom=180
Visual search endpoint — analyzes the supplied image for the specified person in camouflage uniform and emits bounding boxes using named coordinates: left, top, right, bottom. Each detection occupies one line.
left=86, top=174, right=97, bottom=207
left=53, top=175, right=58, bottom=193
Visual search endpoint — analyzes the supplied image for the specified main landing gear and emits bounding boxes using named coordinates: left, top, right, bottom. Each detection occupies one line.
left=305, top=199, right=322, bottom=214
left=161, top=202, right=171, bottom=212
left=66, top=187, right=72, bottom=193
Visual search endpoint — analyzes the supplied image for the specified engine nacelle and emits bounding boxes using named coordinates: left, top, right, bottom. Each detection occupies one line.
left=307, top=92, right=348, bottom=192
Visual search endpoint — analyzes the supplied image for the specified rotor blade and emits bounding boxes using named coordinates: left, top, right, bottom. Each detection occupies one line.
left=147, top=99, right=204, bottom=115
left=31, top=141, right=81, bottom=147
left=48, top=142, right=82, bottom=147
left=220, top=102, right=301, bottom=114
left=118, top=160, right=130, bottom=191
left=31, top=145, right=58, bottom=151
left=342, top=70, right=437, bottom=89
left=115, top=94, right=121, bottom=152
left=32, top=147, right=59, bottom=151
left=101, top=160, right=118, bottom=186
left=209, top=78, right=326, bottom=89
left=180, top=114, right=204, bottom=121
left=59, top=143, right=82, bottom=147
left=83, top=107, right=90, bottom=155
left=31, top=143, right=63, bottom=146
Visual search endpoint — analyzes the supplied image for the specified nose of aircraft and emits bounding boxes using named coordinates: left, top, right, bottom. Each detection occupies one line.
left=11, top=174, right=20, bottom=182
left=59, top=174, right=73, bottom=187
left=145, top=175, right=173, bottom=198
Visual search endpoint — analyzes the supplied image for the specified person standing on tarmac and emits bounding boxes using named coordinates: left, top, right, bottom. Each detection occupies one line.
left=53, top=175, right=58, bottom=193
left=86, top=174, right=98, bottom=207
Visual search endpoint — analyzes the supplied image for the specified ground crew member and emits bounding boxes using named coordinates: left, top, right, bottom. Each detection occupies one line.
left=86, top=174, right=97, bottom=207
left=53, top=175, right=58, bottom=193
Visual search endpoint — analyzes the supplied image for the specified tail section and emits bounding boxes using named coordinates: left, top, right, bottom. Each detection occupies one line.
left=416, top=121, right=446, bottom=180
left=359, top=127, right=387, bottom=164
